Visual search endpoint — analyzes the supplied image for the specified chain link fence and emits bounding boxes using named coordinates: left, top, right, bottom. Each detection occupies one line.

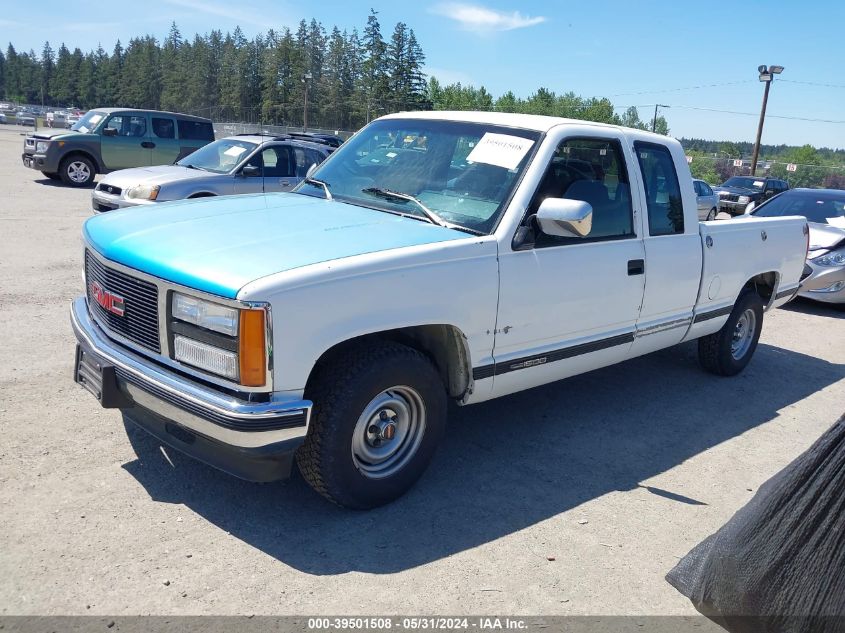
left=212, top=122, right=356, bottom=141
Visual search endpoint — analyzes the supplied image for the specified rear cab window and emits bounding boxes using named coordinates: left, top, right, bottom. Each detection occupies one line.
left=152, top=117, right=176, bottom=139
left=634, top=142, right=684, bottom=236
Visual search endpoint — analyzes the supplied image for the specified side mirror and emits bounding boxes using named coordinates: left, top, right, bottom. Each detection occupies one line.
left=240, top=164, right=261, bottom=177
left=536, top=198, right=593, bottom=238
left=305, top=163, right=318, bottom=179
left=102, top=128, right=117, bottom=137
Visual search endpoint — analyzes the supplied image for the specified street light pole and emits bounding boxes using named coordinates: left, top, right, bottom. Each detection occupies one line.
left=302, top=72, right=312, bottom=132
left=652, top=104, right=669, bottom=133
left=750, top=64, right=784, bottom=176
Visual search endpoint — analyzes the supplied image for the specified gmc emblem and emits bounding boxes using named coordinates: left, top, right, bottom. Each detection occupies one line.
left=90, top=281, right=125, bottom=316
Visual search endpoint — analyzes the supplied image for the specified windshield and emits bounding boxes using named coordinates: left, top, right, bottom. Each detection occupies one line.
left=71, top=111, right=105, bottom=134
left=295, top=118, right=541, bottom=234
left=176, top=138, right=258, bottom=173
left=723, top=177, right=765, bottom=191
left=753, top=190, right=845, bottom=225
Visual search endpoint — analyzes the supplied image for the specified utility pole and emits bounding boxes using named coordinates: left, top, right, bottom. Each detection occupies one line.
left=750, top=65, right=784, bottom=176
left=302, top=72, right=312, bottom=132
left=652, top=104, right=669, bottom=133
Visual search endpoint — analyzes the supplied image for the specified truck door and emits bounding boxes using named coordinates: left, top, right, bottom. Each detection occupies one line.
left=149, top=116, right=181, bottom=165
left=492, top=134, right=646, bottom=399
left=100, top=113, right=152, bottom=169
left=628, top=141, right=702, bottom=356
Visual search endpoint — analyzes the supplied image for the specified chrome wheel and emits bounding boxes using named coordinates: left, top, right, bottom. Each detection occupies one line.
left=67, top=160, right=91, bottom=183
left=731, top=308, right=756, bottom=360
left=351, top=385, right=426, bottom=480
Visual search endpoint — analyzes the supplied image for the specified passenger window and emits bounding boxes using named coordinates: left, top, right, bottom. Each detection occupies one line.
left=635, top=142, right=684, bottom=236
left=693, top=181, right=701, bottom=195
left=703, top=183, right=713, bottom=196
left=125, top=116, right=147, bottom=137
left=178, top=120, right=215, bottom=141
left=528, top=137, right=635, bottom=246
left=152, top=117, right=175, bottom=139
left=262, top=146, right=293, bottom=177
left=103, top=115, right=123, bottom=135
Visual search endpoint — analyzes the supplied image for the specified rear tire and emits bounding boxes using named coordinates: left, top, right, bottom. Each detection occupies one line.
left=297, top=341, right=447, bottom=509
left=698, top=290, right=764, bottom=376
left=59, top=155, right=95, bottom=187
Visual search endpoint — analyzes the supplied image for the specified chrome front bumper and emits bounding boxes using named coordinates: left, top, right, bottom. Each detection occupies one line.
left=71, top=297, right=312, bottom=452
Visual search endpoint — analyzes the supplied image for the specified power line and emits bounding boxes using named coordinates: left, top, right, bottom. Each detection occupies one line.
left=779, top=79, right=845, bottom=89
left=668, top=105, right=845, bottom=124
left=607, top=80, right=753, bottom=98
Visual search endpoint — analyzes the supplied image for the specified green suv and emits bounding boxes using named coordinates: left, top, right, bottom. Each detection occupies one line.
left=22, top=108, right=215, bottom=186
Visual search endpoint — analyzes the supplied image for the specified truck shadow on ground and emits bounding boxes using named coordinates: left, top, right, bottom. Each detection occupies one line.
left=122, top=341, right=844, bottom=575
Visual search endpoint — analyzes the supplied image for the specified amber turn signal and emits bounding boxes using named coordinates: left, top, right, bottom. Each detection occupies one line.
left=238, top=309, right=266, bottom=387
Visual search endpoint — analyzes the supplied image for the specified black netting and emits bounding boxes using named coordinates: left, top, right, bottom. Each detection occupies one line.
left=666, top=413, right=845, bottom=633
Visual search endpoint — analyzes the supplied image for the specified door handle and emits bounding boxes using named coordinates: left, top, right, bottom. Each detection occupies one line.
left=280, top=180, right=290, bottom=187
left=628, top=259, right=645, bottom=276
left=141, top=141, right=155, bottom=148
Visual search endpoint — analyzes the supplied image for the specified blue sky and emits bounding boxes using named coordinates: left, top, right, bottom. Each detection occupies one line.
left=3, top=0, right=844, bottom=148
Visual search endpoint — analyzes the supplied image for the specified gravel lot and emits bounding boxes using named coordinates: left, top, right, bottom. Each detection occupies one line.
left=0, top=124, right=843, bottom=617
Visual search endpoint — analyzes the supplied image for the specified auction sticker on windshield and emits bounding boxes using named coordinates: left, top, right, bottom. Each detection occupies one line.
left=466, top=133, right=534, bottom=171
left=224, top=146, right=248, bottom=157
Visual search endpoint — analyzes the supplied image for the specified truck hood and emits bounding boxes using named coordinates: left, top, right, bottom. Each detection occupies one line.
left=27, top=130, right=80, bottom=140
left=83, top=193, right=468, bottom=299
left=100, top=165, right=209, bottom=188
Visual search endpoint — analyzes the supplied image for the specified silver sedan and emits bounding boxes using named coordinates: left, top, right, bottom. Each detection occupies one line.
left=91, top=134, right=332, bottom=212
left=751, top=188, right=845, bottom=305
left=693, top=179, right=719, bottom=221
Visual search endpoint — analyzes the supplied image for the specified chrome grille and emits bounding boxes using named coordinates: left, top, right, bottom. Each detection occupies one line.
left=723, top=194, right=740, bottom=202
left=85, top=250, right=160, bottom=352
left=96, top=183, right=122, bottom=196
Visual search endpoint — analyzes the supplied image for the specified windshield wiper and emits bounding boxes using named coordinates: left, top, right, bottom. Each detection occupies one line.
left=361, top=187, right=482, bottom=234
left=305, top=177, right=333, bottom=200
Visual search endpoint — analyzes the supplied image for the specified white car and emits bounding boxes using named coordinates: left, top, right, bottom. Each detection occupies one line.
left=693, top=179, right=719, bottom=221
left=70, top=111, right=808, bottom=508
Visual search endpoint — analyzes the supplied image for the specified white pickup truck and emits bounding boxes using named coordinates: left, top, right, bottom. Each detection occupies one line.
left=71, top=111, right=808, bottom=508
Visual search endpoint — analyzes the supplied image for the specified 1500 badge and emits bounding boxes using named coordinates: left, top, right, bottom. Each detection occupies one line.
left=509, top=357, right=547, bottom=370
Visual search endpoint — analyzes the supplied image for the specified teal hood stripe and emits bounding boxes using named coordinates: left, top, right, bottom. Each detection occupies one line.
left=83, top=193, right=467, bottom=299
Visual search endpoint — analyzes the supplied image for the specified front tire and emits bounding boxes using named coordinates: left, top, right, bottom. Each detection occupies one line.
left=706, top=208, right=716, bottom=221
left=698, top=290, right=764, bottom=376
left=59, top=155, right=96, bottom=187
left=42, top=171, right=60, bottom=180
left=297, top=341, right=447, bottom=509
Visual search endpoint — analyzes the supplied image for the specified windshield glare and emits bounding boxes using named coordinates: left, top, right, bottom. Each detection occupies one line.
left=723, top=177, right=765, bottom=190
left=176, top=139, right=258, bottom=173
left=71, top=111, right=105, bottom=134
left=295, top=119, right=541, bottom=233
left=753, top=191, right=845, bottom=224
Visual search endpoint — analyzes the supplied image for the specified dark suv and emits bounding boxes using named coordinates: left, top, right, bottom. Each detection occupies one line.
left=713, top=176, right=789, bottom=215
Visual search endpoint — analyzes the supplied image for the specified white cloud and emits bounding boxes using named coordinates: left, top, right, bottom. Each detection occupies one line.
left=163, top=0, right=292, bottom=29
left=430, top=2, right=546, bottom=32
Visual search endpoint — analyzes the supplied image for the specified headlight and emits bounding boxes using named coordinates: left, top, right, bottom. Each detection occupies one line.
left=173, top=293, right=238, bottom=336
left=738, top=195, right=750, bottom=204
left=126, top=184, right=160, bottom=200
left=812, top=250, right=845, bottom=267
left=171, top=293, right=267, bottom=386
left=35, top=141, right=49, bottom=153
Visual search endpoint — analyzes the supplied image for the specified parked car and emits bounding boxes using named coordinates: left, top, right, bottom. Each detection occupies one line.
left=693, top=179, right=719, bottom=221
left=15, top=111, right=36, bottom=126
left=714, top=176, right=789, bottom=215
left=750, top=188, right=845, bottom=304
left=45, top=111, right=67, bottom=128
left=21, top=108, right=215, bottom=186
left=65, top=112, right=82, bottom=128
left=0, top=113, right=6, bottom=124
left=70, top=111, right=808, bottom=508
left=91, top=134, right=333, bottom=211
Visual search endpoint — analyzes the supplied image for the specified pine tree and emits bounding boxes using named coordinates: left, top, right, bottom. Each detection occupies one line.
left=40, top=42, right=54, bottom=105
left=160, top=22, right=186, bottom=111
left=361, top=9, right=388, bottom=123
